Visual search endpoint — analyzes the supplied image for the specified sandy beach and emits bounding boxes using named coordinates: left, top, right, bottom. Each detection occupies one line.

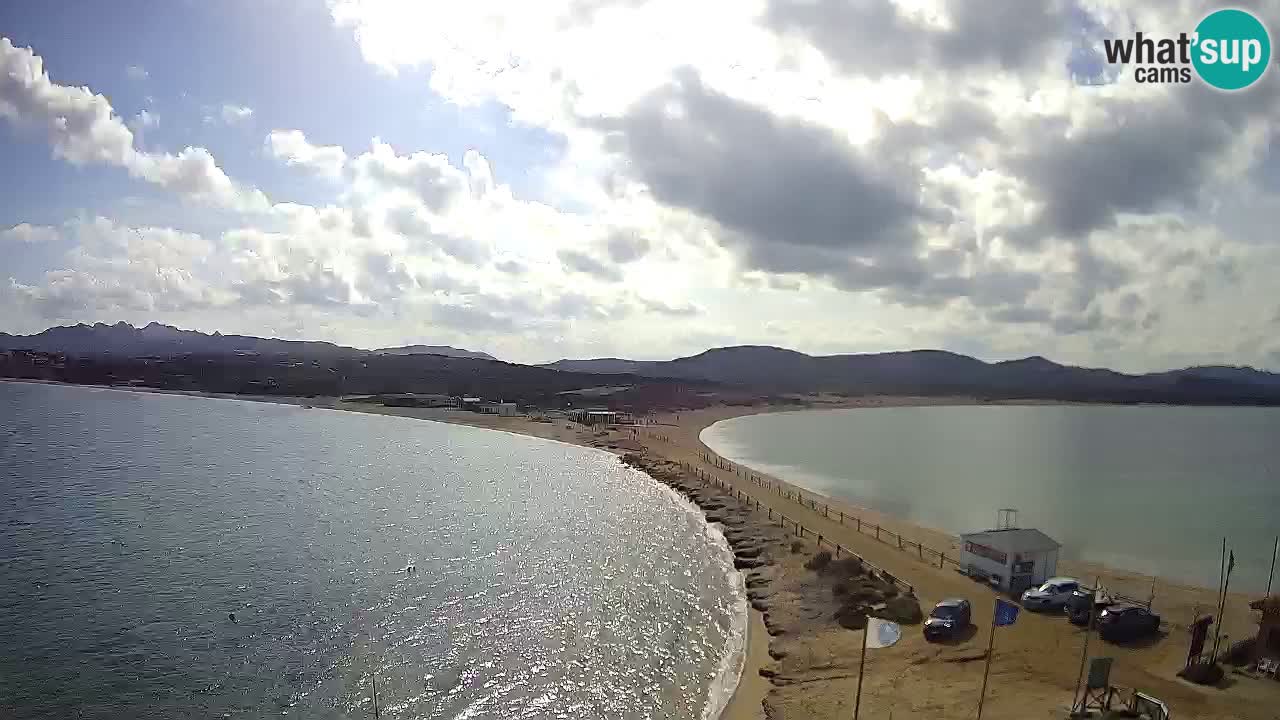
left=9, top=379, right=1278, bottom=719
left=342, top=396, right=1280, bottom=720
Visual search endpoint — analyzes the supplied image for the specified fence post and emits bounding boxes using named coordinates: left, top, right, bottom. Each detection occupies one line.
left=898, top=536, right=903, bottom=550
left=939, top=552, right=945, bottom=569
left=824, top=504, right=829, bottom=518
left=857, top=518, right=861, bottom=532
left=836, top=544, right=841, bottom=558
left=876, top=526, right=880, bottom=541
left=918, top=543, right=923, bottom=561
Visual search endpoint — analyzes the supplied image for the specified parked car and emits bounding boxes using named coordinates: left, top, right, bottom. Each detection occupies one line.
left=923, top=598, right=972, bottom=641
left=1020, top=577, right=1080, bottom=611
left=1065, top=587, right=1113, bottom=625
left=1097, top=605, right=1161, bottom=642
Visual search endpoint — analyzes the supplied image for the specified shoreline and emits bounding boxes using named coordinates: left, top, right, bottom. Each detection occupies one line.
left=7, top=380, right=1279, bottom=718
left=1, top=379, right=771, bottom=720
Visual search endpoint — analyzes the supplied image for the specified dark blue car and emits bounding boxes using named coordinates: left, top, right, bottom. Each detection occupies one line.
left=923, top=598, right=971, bottom=641
left=1097, top=605, right=1161, bottom=642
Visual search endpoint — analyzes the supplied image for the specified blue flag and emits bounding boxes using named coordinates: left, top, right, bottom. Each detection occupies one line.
left=994, top=599, right=1020, bottom=627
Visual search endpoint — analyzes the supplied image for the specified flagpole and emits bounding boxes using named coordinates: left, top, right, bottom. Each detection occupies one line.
left=976, top=601, right=999, bottom=720
left=854, top=618, right=869, bottom=720
left=1210, top=537, right=1226, bottom=663
left=1267, top=536, right=1278, bottom=599
left=1070, top=578, right=1099, bottom=716
left=1213, top=549, right=1235, bottom=662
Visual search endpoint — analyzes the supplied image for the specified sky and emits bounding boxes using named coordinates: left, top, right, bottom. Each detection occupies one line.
left=2, top=0, right=1279, bottom=370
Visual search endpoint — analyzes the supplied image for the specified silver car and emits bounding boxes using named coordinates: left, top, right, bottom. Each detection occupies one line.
left=1020, top=577, right=1080, bottom=611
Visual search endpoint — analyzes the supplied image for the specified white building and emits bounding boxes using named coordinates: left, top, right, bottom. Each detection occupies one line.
left=477, top=401, right=519, bottom=416
left=959, top=527, right=1061, bottom=596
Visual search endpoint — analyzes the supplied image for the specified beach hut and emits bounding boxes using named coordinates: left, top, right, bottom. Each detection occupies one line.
left=959, top=526, right=1061, bottom=595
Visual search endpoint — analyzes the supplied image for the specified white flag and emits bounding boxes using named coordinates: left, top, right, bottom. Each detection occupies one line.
left=866, top=617, right=902, bottom=649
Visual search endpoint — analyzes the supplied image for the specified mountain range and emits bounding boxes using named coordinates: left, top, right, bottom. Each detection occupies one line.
left=0, top=322, right=495, bottom=361
left=543, top=345, right=1280, bottom=402
left=4, top=322, right=1280, bottom=404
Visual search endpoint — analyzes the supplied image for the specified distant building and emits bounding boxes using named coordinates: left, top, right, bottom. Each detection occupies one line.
left=459, top=397, right=484, bottom=411
left=568, top=408, right=630, bottom=425
left=477, top=401, right=519, bottom=416
left=381, top=393, right=456, bottom=408
left=959, top=526, right=1061, bottom=595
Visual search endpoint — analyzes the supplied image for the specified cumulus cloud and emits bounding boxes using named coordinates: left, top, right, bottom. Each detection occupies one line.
left=557, top=248, right=622, bottom=282
left=350, top=140, right=468, bottom=212
left=8, top=2, right=1280, bottom=369
left=125, top=64, right=148, bottom=81
left=6, top=217, right=223, bottom=320
left=597, top=70, right=932, bottom=283
left=0, top=37, right=267, bottom=212
left=219, top=104, right=254, bottom=125
left=605, top=231, right=650, bottom=263
left=320, top=0, right=1280, bottom=369
left=1, top=223, right=59, bottom=244
left=128, top=109, right=158, bottom=133
left=266, top=129, right=348, bottom=178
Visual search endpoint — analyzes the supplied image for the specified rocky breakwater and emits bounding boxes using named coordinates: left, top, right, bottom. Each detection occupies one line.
left=620, top=452, right=922, bottom=718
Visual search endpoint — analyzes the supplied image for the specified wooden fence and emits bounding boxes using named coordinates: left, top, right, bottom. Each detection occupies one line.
left=676, top=459, right=917, bottom=595
left=640, top=431, right=965, bottom=581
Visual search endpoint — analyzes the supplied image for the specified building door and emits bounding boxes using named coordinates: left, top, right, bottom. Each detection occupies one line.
left=1010, top=573, right=1034, bottom=597
left=1010, top=558, right=1036, bottom=596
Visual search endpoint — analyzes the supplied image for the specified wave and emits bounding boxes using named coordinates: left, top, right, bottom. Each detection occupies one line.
left=649, top=478, right=749, bottom=720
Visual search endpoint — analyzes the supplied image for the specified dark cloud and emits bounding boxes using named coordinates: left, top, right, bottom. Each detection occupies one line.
left=1051, top=308, right=1103, bottom=335
left=596, top=70, right=927, bottom=278
left=1004, top=81, right=1279, bottom=246
left=557, top=248, right=623, bottom=282
left=1066, top=248, right=1131, bottom=312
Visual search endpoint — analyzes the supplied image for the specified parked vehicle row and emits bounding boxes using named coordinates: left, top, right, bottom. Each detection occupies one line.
left=922, top=576, right=1161, bottom=645
left=1022, top=576, right=1162, bottom=642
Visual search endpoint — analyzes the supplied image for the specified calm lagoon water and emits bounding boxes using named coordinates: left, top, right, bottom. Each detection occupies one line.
left=703, top=405, right=1280, bottom=591
left=0, top=381, right=745, bottom=719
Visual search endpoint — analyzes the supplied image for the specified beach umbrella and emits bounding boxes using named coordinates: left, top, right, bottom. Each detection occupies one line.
left=976, top=599, right=1019, bottom=720
left=853, top=617, right=902, bottom=720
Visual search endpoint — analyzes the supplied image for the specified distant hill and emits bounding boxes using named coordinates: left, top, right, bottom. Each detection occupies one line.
left=5, top=323, right=1280, bottom=405
left=543, top=345, right=1280, bottom=403
left=0, top=322, right=356, bottom=357
left=542, top=358, right=658, bottom=375
left=375, top=345, right=497, bottom=361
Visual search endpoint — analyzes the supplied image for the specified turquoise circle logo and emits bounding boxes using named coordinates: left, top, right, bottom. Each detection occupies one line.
left=1192, top=9, right=1271, bottom=90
